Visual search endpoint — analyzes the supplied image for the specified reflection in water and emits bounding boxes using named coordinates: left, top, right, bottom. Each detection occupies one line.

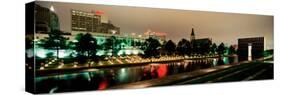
left=98, top=79, right=108, bottom=90
left=157, top=64, right=168, bottom=78
left=35, top=57, right=237, bottom=93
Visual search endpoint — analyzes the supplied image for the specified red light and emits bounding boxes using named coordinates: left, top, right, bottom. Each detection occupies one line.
left=144, top=30, right=166, bottom=36
left=154, top=32, right=167, bottom=36
left=98, top=79, right=108, bottom=90
left=157, top=64, right=168, bottom=78
left=95, top=10, right=104, bottom=15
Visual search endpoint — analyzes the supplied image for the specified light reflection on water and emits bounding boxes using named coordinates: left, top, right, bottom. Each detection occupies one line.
left=35, top=57, right=237, bottom=93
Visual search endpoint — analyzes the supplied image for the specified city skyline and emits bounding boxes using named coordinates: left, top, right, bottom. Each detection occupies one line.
left=37, top=1, right=273, bottom=49
left=26, top=1, right=274, bottom=94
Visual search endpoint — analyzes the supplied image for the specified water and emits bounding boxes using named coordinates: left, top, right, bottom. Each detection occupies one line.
left=35, top=57, right=238, bottom=93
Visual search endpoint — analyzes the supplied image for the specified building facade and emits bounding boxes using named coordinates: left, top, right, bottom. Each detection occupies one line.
left=189, top=28, right=212, bottom=55
left=71, top=10, right=120, bottom=34
left=71, top=10, right=101, bottom=32
left=33, top=7, right=149, bottom=58
left=35, top=4, right=60, bottom=33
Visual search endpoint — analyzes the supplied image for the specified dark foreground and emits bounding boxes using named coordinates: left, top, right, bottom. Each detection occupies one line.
left=172, top=62, right=273, bottom=85
left=34, top=56, right=273, bottom=94
left=109, top=62, right=273, bottom=89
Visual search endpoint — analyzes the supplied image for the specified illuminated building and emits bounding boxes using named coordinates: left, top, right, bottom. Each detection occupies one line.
left=71, top=10, right=120, bottom=34
left=32, top=7, right=164, bottom=58
left=34, top=4, right=71, bottom=41
left=71, top=10, right=101, bottom=32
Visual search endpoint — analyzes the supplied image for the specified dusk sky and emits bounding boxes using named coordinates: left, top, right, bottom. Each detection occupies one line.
left=37, top=1, right=273, bottom=49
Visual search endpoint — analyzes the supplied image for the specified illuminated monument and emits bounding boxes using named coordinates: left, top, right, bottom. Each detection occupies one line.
left=238, top=37, right=265, bottom=61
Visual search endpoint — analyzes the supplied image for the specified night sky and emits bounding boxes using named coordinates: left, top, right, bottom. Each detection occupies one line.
left=37, top=1, right=273, bottom=49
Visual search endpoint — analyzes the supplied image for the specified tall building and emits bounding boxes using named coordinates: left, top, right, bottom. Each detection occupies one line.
left=34, top=4, right=71, bottom=41
left=71, top=10, right=101, bottom=32
left=71, top=10, right=120, bottom=34
left=238, top=37, right=265, bottom=61
left=35, top=4, right=60, bottom=33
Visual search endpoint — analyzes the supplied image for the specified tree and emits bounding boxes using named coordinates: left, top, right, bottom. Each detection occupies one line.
left=25, top=37, right=33, bottom=50
left=164, top=40, right=176, bottom=55
left=177, top=39, right=192, bottom=56
left=160, top=40, right=167, bottom=56
left=43, top=29, right=67, bottom=59
left=75, top=33, right=98, bottom=58
left=191, top=41, right=199, bottom=55
left=199, top=40, right=212, bottom=55
left=210, top=43, right=217, bottom=55
left=104, top=36, right=116, bottom=56
left=114, top=38, right=122, bottom=56
left=66, top=41, right=76, bottom=50
left=184, top=40, right=192, bottom=55
left=143, top=37, right=161, bottom=58
left=228, top=45, right=236, bottom=55
left=135, top=40, right=144, bottom=48
left=217, top=43, right=226, bottom=56
left=46, top=52, right=54, bottom=58
left=177, top=39, right=186, bottom=56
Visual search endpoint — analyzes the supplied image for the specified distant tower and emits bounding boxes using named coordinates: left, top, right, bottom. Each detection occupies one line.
left=190, top=28, right=195, bottom=41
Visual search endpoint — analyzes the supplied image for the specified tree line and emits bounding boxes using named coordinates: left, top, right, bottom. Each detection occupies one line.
left=142, top=37, right=236, bottom=58
left=32, top=29, right=237, bottom=63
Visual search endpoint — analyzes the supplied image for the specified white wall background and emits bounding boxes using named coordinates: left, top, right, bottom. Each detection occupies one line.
left=0, top=0, right=280, bottom=95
